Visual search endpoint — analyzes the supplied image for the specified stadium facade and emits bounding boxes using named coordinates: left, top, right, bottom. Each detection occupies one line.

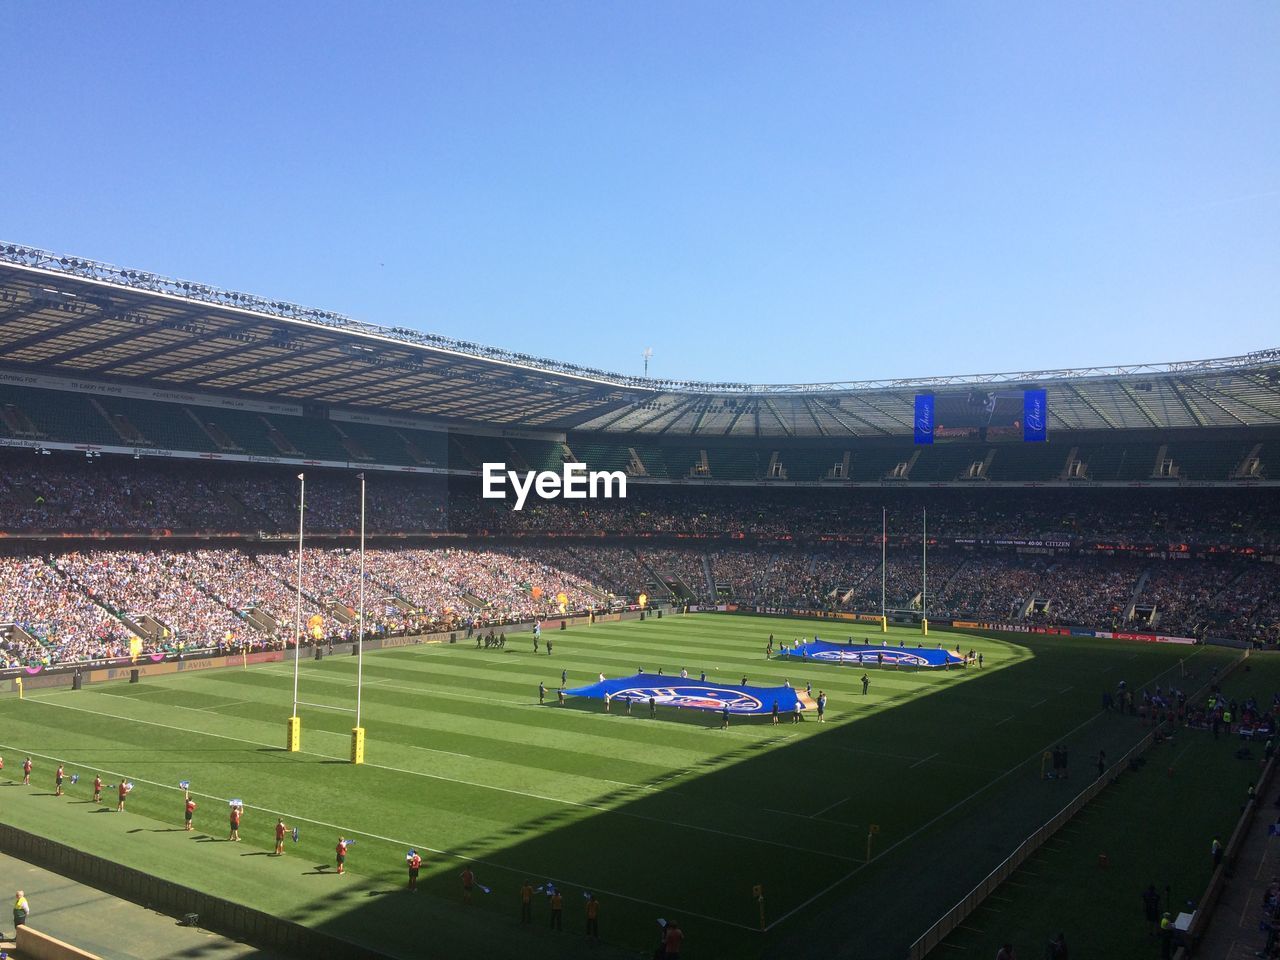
left=1, top=242, right=1278, bottom=488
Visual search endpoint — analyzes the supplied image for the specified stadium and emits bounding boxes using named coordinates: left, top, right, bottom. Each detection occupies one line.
left=0, top=240, right=1278, bottom=960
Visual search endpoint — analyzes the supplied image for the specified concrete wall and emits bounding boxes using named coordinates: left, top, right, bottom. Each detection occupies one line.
left=0, top=825, right=389, bottom=960
left=16, top=926, right=104, bottom=960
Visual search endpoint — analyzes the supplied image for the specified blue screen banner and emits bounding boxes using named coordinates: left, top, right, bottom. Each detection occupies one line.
left=563, top=675, right=816, bottom=714
left=1023, top=389, right=1048, bottom=442
left=914, top=394, right=934, bottom=445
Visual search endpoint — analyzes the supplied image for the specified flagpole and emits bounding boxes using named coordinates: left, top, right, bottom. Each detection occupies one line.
left=291, top=473, right=304, bottom=717
left=880, top=507, right=887, bottom=629
left=922, top=508, right=928, bottom=626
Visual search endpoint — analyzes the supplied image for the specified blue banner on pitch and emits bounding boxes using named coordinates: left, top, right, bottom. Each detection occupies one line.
left=562, top=676, right=814, bottom=714
left=778, top=640, right=964, bottom=668
left=914, top=394, right=935, bottom=445
left=1023, top=389, right=1048, bottom=442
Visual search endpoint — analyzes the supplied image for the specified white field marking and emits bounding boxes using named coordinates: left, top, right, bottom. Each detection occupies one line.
left=260, top=664, right=806, bottom=740
left=1165, top=737, right=1201, bottom=772
left=46, top=689, right=654, bottom=789
left=994, top=715, right=1015, bottom=727
left=939, top=943, right=969, bottom=951
left=811, top=797, right=850, bottom=818
left=114, top=670, right=839, bottom=822
left=22, top=694, right=854, bottom=863
left=761, top=689, right=1159, bottom=932
left=1030, top=698, right=1048, bottom=708
left=822, top=744, right=928, bottom=763
left=957, top=924, right=984, bottom=934
left=190, top=699, right=256, bottom=713
left=1254, top=837, right=1273, bottom=882
left=988, top=895, right=1014, bottom=903
left=1059, top=686, right=1074, bottom=694
left=0, top=742, right=759, bottom=934
left=910, top=752, right=940, bottom=770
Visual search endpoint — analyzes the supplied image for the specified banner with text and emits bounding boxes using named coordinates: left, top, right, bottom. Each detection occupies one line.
left=1023, top=389, right=1048, bottom=443
left=914, top=394, right=935, bottom=445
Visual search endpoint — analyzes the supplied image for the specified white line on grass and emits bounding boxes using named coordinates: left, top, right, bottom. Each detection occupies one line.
left=994, top=715, right=1015, bottom=727
left=0, top=742, right=761, bottom=934
left=22, top=694, right=855, bottom=864
left=88, top=676, right=840, bottom=827
left=758, top=656, right=1198, bottom=934
left=189, top=699, right=256, bottom=713
left=811, top=797, right=850, bottom=818
left=88, top=688, right=638, bottom=785
left=909, top=752, right=940, bottom=770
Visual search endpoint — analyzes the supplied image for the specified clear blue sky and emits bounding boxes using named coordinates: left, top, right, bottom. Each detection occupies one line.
left=1, top=2, right=1276, bottom=384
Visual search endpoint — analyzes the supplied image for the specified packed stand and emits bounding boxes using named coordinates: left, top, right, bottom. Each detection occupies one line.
left=0, top=555, right=134, bottom=664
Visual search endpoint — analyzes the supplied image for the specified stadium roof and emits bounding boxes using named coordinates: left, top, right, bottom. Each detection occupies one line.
left=3, top=242, right=1280, bottom=438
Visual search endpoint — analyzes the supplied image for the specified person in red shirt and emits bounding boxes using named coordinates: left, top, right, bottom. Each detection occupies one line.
left=460, top=866, right=474, bottom=904
left=92, top=775, right=102, bottom=804
left=116, top=780, right=130, bottom=812
left=335, top=837, right=348, bottom=874
left=183, top=792, right=197, bottom=831
left=406, top=850, right=422, bottom=891
left=228, top=803, right=242, bottom=841
left=22, top=757, right=32, bottom=785
left=55, top=765, right=65, bottom=797
left=664, top=919, right=685, bottom=959
left=274, top=819, right=287, bottom=856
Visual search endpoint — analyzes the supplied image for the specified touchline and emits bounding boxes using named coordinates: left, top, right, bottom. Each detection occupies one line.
left=481, top=462, right=627, bottom=511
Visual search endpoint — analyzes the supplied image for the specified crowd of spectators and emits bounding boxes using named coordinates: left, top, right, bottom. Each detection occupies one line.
left=51, top=550, right=247, bottom=644
left=1195, top=566, right=1280, bottom=647
left=1136, top=562, right=1244, bottom=637
left=936, top=556, right=1051, bottom=620
left=3, top=453, right=1280, bottom=548
left=2, top=452, right=1279, bottom=662
left=1025, top=558, right=1143, bottom=629
left=638, top=548, right=711, bottom=599
left=3, top=543, right=1280, bottom=666
left=0, top=555, right=134, bottom=664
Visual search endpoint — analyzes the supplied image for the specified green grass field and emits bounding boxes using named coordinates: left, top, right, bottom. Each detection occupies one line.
left=0, top=614, right=1241, bottom=959
left=938, top=652, right=1280, bottom=958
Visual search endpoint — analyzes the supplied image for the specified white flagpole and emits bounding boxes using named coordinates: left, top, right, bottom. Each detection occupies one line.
left=356, top=473, right=366, bottom=729
left=881, top=507, right=887, bottom=621
left=922, top=508, right=928, bottom=620
left=291, top=473, right=304, bottom=717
